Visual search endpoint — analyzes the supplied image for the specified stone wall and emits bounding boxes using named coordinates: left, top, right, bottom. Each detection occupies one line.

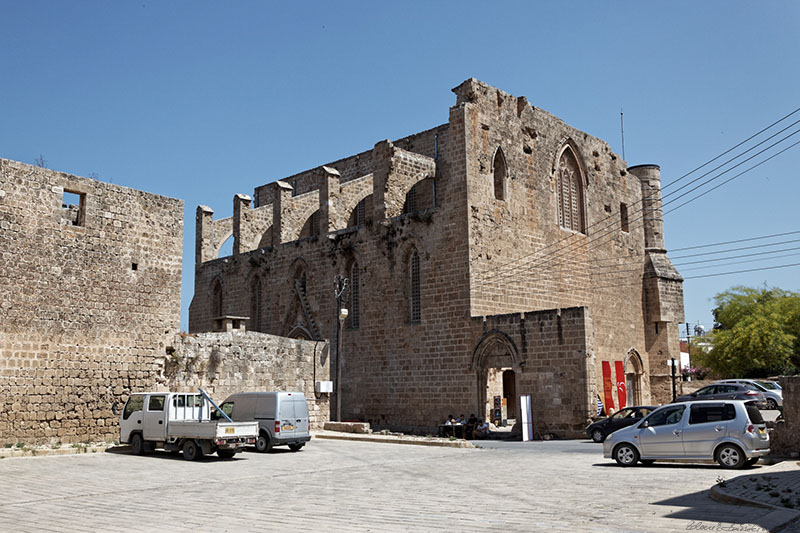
left=769, top=376, right=800, bottom=456
left=0, top=158, right=183, bottom=444
left=165, top=332, right=330, bottom=428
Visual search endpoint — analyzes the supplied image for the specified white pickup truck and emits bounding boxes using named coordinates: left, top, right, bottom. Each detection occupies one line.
left=119, top=391, right=259, bottom=460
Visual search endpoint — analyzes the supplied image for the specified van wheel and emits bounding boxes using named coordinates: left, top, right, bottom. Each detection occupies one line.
left=613, top=443, right=639, bottom=467
left=717, top=444, right=745, bottom=469
left=256, top=434, right=272, bottom=453
left=130, top=433, right=145, bottom=455
left=289, top=443, right=304, bottom=452
left=217, top=450, right=236, bottom=459
left=183, top=440, right=203, bottom=461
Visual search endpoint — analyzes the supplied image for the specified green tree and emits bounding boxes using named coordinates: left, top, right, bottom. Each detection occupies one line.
left=696, top=286, right=800, bottom=377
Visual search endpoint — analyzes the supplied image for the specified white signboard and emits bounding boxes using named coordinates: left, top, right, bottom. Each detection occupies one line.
left=520, top=394, right=533, bottom=442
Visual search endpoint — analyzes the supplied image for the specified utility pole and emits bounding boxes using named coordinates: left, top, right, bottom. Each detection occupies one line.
left=671, top=357, right=677, bottom=401
left=333, top=275, right=348, bottom=422
left=686, top=322, right=692, bottom=368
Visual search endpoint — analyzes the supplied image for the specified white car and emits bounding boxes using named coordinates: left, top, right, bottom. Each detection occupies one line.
left=603, top=400, right=769, bottom=469
left=716, top=379, right=782, bottom=410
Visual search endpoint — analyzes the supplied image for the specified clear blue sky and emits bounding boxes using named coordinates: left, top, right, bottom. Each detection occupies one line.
left=2, top=1, right=798, bottom=334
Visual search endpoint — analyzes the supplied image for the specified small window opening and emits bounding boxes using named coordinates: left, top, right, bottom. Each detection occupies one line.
left=620, top=203, right=629, bottom=232
left=131, top=263, right=138, bottom=271
left=349, top=262, right=360, bottom=329
left=410, top=251, right=421, bottom=323
left=292, top=179, right=298, bottom=197
left=405, top=185, right=418, bottom=214
left=61, top=190, right=86, bottom=226
left=654, top=322, right=659, bottom=334
left=356, top=198, right=366, bottom=227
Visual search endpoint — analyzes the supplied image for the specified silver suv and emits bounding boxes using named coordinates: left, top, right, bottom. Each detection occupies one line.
left=603, top=400, right=768, bottom=469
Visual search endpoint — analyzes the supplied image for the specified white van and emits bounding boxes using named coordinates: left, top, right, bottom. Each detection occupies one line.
left=217, top=392, right=311, bottom=452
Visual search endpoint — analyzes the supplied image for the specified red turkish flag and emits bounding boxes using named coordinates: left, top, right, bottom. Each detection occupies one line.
left=602, top=361, right=615, bottom=413
left=615, top=360, right=627, bottom=408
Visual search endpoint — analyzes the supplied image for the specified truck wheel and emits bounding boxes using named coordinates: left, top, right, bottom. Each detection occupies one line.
left=217, top=450, right=236, bottom=459
left=288, top=443, right=304, bottom=452
left=256, top=434, right=272, bottom=453
left=183, top=440, right=203, bottom=461
left=130, top=433, right=144, bottom=456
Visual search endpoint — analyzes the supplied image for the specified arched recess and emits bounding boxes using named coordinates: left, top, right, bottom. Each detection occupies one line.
left=347, top=194, right=372, bottom=228
left=624, top=348, right=644, bottom=406
left=492, top=147, right=508, bottom=201
left=288, top=326, right=313, bottom=340
left=471, top=330, right=523, bottom=423
left=298, top=209, right=321, bottom=239
left=209, top=276, right=224, bottom=319
left=342, top=247, right=364, bottom=330
left=554, top=141, right=587, bottom=233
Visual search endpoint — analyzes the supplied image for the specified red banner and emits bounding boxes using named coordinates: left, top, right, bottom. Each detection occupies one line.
left=601, top=361, right=615, bottom=413
left=615, top=360, right=627, bottom=409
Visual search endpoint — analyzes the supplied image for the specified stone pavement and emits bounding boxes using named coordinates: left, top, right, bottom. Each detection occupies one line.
left=0, top=438, right=791, bottom=532
left=711, top=460, right=800, bottom=530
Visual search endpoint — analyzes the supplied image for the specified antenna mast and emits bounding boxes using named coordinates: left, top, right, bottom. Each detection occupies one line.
left=620, top=109, right=626, bottom=161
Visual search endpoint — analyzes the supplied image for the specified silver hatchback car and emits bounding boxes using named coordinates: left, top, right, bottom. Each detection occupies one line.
left=603, top=400, right=769, bottom=469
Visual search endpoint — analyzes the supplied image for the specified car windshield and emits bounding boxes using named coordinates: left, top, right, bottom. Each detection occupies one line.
left=747, top=381, right=768, bottom=392
left=757, top=380, right=780, bottom=390
left=742, top=383, right=761, bottom=392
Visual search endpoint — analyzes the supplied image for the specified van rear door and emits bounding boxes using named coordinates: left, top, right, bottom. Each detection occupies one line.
left=278, top=394, right=298, bottom=437
left=293, top=397, right=310, bottom=436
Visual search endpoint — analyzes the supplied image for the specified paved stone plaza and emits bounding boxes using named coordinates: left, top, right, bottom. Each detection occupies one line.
left=0, top=439, right=787, bottom=532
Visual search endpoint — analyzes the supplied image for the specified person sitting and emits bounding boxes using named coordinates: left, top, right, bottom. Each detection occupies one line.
left=440, top=414, right=455, bottom=437
left=474, top=419, right=489, bottom=439
left=466, top=413, right=478, bottom=439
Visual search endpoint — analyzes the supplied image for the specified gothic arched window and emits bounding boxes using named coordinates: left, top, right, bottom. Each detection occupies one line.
left=212, top=279, right=223, bottom=318
left=493, top=147, right=507, bottom=201
left=557, top=147, right=585, bottom=233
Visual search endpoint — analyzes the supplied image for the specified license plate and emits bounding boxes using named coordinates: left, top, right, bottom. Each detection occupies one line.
left=282, top=425, right=294, bottom=431
left=759, top=428, right=766, bottom=435
left=225, top=427, right=235, bottom=434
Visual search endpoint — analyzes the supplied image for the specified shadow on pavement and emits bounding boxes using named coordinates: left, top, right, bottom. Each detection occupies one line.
left=651, top=487, right=783, bottom=532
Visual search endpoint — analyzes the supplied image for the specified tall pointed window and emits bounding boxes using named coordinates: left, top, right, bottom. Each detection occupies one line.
left=557, top=147, right=585, bottom=233
left=349, top=261, right=360, bottom=329
left=493, top=147, right=507, bottom=201
left=410, top=251, right=421, bottom=323
left=251, top=276, right=263, bottom=332
left=356, top=198, right=366, bottom=226
left=212, top=280, right=223, bottom=318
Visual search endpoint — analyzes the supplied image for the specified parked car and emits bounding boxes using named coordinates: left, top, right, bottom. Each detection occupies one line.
left=715, top=379, right=782, bottom=410
left=216, top=392, right=311, bottom=452
left=674, top=383, right=768, bottom=409
left=586, top=406, right=657, bottom=443
left=604, top=400, right=768, bottom=469
left=757, top=380, right=781, bottom=391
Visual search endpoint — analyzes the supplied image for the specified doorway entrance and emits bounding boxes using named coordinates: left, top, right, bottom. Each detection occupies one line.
left=472, top=331, right=521, bottom=427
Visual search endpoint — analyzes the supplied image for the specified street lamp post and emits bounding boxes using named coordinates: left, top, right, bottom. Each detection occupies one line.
left=333, top=275, right=348, bottom=422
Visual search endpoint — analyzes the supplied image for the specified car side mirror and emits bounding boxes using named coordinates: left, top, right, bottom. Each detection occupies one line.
left=640, top=420, right=649, bottom=429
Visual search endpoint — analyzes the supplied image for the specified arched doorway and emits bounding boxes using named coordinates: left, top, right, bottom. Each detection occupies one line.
left=471, top=331, right=522, bottom=426
left=625, top=349, right=644, bottom=406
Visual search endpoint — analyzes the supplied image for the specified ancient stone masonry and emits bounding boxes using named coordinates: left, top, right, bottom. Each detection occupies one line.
left=165, top=332, right=330, bottom=429
left=0, top=159, right=183, bottom=444
left=190, top=78, right=685, bottom=436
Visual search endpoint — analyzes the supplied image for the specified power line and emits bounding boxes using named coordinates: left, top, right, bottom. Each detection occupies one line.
left=670, top=230, right=800, bottom=252
left=671, top=237, right=800, bottom=260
